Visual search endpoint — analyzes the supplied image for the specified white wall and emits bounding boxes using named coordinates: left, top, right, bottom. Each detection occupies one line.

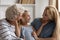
left=0, top=0, right=16, bottom=19
left=0, top=0, right=16, bottom=5
left=0, top=0, right=49, bottom=22
left=0, top=5, right=10, bottom=19
left=35, top=0, right=49, bottom=18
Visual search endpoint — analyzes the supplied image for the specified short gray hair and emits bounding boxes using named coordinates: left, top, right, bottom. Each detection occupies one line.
left=6, top=4, right=25, bottom=21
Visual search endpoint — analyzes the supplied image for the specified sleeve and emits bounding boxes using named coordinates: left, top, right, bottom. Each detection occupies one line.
left=0, top=24, right=20, bottom=39
left=31, top=19, right=37, bottom=27
left=31, top=18, right=40, bottom=30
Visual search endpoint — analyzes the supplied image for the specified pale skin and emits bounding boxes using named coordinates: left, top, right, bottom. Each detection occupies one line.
left=14, top=13, right=22, bottom=37
left=21, top=12, right=39, bottom=40
left=14, top=20, right=20, bottom=37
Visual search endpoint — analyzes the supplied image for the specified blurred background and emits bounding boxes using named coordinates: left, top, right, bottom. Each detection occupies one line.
left=0, top=0, right=60, bottom=23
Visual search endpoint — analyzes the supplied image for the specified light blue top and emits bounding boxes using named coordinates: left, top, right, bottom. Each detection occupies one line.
left=21, top=25, right=35, bottom=40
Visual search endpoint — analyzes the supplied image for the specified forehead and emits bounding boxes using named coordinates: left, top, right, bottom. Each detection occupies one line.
left=43, top=9, right=50, bottom=15
left=25, top=12, right=30, bottom=15
left=24, top=12, right=30, bottom=15
left=44, top=9, right=50, bottom=13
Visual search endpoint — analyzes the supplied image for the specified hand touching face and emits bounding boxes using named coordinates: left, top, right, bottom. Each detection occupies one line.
left=23, top=13, right=31, bottom=23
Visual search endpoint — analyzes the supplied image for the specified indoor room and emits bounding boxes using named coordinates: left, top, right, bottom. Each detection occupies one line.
left=0, top=0, right=60, bottom=40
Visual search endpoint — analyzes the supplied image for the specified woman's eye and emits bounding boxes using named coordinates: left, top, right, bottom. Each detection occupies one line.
left=44, top=14, right=47, bottom=16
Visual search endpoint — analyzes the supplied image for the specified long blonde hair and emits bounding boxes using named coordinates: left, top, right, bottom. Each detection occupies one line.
left=20, top=10, right=29, bottom=25
left=44, top=5, right=60, bottom=40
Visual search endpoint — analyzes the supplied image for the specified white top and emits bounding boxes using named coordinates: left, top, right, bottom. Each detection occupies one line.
left=21, top=25, right=35, bottom=40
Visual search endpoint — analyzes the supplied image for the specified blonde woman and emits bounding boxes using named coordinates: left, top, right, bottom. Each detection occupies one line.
left=20, top=10, right=39, bottom=40
left=31, top=5, right=60, bottom=40
left=0, top=4, right=25, bottom=40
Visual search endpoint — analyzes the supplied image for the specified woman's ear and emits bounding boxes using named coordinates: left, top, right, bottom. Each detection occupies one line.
left=10, top=15, right=17, bottom=21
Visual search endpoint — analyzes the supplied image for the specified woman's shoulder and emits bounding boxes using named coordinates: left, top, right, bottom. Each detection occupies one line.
left=21, top=25, right=32, bottom=29
left=31, top=18, right=42, bottom=26
left=0, top=18, right=6, bottom=24
left=33, top=18, right=42, bottom=23
left=0, top=18, right=10, bottom=27
left=34, top=18, right=41, bottom=20
left=21, top=25, right=31, bottom=28
left=21, top=26, right=26, bottom=30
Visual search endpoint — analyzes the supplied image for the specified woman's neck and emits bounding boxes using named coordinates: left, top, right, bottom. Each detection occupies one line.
left=22, top=22, right=28, bottom=26
left=41, top=18, right=49, bottom=23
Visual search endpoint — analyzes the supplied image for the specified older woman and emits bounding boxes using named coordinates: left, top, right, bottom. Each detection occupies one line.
left=31, top=5, right=60, bottom=40
left=0, top=4, right=25, bottom=40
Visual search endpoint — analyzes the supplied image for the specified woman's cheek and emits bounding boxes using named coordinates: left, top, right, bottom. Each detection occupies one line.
left=28, top=16, right=31, bottom=20
left=19, top=16, right=22, bottom=19
left=43, top=16, right=48, bottom=20
left=45, top=17, right=49, bottom=20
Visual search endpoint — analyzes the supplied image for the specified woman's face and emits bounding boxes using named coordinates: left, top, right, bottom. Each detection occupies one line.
left=42, top=9, right=49, bottom=21
left=23, top=13, right=31, bottom=23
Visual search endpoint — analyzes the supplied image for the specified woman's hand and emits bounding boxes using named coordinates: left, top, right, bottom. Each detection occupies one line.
left=32, top=32, right=39, bottom=40
left=41, top=22, right=48, bottom=27
left=14, top=15, right=21, bottom=37
left=41, top=19, right=48, bottom=26
left=36, top=21, right=48, bottom=36
left=15, top=21, right=20, bottom=37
